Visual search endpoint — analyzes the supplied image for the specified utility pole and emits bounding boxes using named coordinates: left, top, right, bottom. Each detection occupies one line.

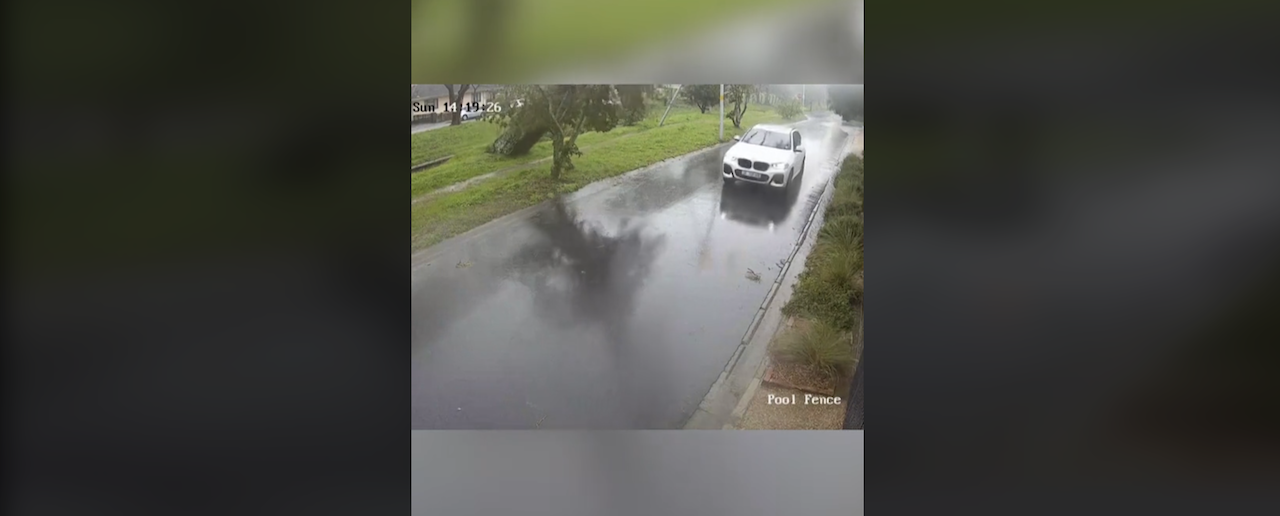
left=719, top=84, right=724, bottom=141
left=659, top=84, right=682, bottom=127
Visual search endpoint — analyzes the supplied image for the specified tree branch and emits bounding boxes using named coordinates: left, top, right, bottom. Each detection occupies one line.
left=567, top=110, right=587, bottom=147
left=534, top=86, right=562, bottom=134
left=556, top=87, right=574, bottom=123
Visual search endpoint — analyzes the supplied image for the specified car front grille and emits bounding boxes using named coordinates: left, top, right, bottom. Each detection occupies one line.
left=752, top=161, right=769, bottom=172
left=737, top=158, right=752, bottom=169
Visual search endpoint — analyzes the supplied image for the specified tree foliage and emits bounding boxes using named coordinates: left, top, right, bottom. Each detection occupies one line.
left=827, top=84, right=863, bottom=123
left=724, top=84, right=754, bottom=128
left=680, top=85, right=719, bottom=114
left=487, top=85, right=620, bottom=179
left=777, top=100, right=804, bottom=120
left=614, top=84, right=652, bottom=126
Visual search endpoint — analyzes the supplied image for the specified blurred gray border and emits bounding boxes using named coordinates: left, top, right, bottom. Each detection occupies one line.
left=536, top=1, right=863, bottom=84
left=413, top=1, right=863, bottom=85
left=412, top=430, right=864, bottom=516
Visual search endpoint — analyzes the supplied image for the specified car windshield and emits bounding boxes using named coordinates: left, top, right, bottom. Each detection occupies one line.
left=740, top=129, right=791, bottom=150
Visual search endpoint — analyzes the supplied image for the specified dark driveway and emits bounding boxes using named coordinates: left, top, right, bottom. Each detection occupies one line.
left=411, top=114, right=850, bottom=429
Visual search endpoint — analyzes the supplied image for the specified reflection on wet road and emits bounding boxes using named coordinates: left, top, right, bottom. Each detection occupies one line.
left=411, top=114, right=851, bottom=428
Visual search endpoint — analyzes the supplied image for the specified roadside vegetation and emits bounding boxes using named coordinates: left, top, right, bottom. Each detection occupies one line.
left=776, top=153, right=864, bottom=379
left=774, top=318, right=855, bottom=379
left=411, top=89, right=785, bottom=250
left=776, top=100, right=804, bottom=120
left=410, top=110, right=668, bottom=197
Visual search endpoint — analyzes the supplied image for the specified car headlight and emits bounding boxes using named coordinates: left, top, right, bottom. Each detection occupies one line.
left=770, top=162, right=788, bottom=170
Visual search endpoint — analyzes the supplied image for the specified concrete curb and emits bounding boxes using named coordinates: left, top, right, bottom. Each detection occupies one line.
left=683, top=124, right=856, bottom=429
left=411, top=155, right=453, bottom=173
left=731, top=377, right=762, bottom=421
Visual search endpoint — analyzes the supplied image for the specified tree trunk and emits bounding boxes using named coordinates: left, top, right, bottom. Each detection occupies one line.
left=446, top=84, right=471, bottom=126
left=549, top=132, right=567, bottom=181
left=489, top=124, right=548, bottom=156
left=566, top=113, right=586, bottom=151
left=727, top=92, right=750, bottom=129
left=552, top=141, right=576, bottom=177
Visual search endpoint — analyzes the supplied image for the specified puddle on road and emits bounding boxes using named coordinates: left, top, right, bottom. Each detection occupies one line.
left=600, top=146, right=725, bottom=215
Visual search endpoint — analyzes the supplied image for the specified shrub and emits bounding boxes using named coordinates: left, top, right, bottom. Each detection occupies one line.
left=775, top=319, right=856, bottom=379
left=777, top=101, right=804, bottom=120
left=826, top=194, right=860, bottom=220
left=818, top=214, right=862, bottom=256
left=827, top=157, right=863, bottom=218
left=782, top=152, right=864, bottom=332
left=784, top=246, right=859, bottom=331
left=818, top=242, right=861, bottom=286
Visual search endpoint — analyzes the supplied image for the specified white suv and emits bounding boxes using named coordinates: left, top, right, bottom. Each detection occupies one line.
left=722, top=124, right=806, bottom=188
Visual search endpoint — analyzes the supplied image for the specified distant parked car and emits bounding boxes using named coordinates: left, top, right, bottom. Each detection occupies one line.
left=721, top=124, right=806, bottom=189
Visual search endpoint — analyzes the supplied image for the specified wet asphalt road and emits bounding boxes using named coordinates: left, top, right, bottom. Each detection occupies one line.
left=411, top=114, right=851, bottom=429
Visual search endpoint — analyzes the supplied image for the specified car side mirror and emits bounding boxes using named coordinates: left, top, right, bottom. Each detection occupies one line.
left=733, top=135, right=741, bottom=141
left=794, top=144, right=803, bottom=153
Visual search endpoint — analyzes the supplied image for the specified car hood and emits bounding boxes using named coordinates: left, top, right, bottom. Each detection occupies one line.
left=726, top=143, right=793, bottom=164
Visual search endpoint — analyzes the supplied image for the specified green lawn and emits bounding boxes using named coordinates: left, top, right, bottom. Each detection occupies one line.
left=410, top=121, right=499, bottom=166
left=411, top=104, right=716, bottom=199
left=411, top=105, right=786, bottom=250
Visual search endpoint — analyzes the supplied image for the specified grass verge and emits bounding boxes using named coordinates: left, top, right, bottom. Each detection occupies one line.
left=411, top=105, right=709, bottom=198
left=774, top=319, right=856, bottom=379
left=782, top=153, right=863, bottom=331
left=770, top=151, right=863, bottom=380
left=411, top=106, right=785, bottom=250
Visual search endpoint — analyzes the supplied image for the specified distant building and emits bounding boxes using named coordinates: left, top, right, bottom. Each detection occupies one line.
left=411, top=84, right=504, bottom=122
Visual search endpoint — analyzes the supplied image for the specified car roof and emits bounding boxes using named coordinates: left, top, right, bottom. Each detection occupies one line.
left=751, top=124, right=793, bottom=133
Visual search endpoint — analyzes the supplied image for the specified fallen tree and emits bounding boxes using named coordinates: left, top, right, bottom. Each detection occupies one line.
left=486, top=85, right=620, bottom=179
left=488, top=123, right=549, bottom=156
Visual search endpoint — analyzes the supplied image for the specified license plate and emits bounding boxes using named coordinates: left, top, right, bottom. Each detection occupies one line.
left=739, top=170, right=761, bottom=179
